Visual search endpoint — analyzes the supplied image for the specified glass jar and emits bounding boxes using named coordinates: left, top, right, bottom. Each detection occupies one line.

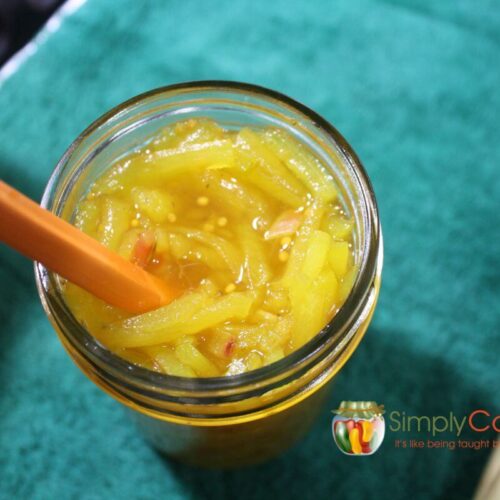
left=35, top=81, right=383, bottom=467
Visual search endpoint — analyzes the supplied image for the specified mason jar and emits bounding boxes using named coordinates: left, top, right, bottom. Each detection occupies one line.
left=35, top=81, right=383, bottom=467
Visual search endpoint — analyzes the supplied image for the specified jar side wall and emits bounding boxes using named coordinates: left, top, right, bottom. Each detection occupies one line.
left=45, top=269, right=381, bottom=425
left=132, top=380, right=334, bottom=468
left=40, top=267, right=380, bottom=467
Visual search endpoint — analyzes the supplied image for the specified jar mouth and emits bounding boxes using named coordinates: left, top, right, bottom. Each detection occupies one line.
left=35, top=80, right=381, bottom=394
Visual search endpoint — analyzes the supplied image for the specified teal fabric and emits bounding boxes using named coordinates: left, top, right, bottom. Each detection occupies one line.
left=1, top=1, right=499, bottom=498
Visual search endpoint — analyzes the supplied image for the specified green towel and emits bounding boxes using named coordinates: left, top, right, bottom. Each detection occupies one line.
left=0, top=1, right=499, bottom=498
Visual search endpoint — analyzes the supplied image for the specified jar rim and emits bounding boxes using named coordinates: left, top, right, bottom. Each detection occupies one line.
left=35, top=80, right=381, bottom=395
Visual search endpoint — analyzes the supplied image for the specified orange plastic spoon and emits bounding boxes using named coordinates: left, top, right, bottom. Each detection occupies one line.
left=0, top=180, right=177, bottom=313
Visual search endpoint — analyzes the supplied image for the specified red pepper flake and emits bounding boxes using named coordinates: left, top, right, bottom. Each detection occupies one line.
left=224, top=338, right=236, bottom=357
left=132, top=231, right=156, bottom=268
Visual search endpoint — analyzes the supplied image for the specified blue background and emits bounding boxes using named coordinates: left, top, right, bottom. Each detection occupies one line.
left=0, top=1, right=499, bottom=498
